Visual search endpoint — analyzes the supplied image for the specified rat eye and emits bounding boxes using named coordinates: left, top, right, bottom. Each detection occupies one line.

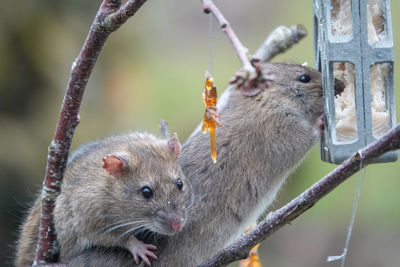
left=141, top=186, right=153, bottom=199
left=299, top=74, right=311, bottom=83
left=176, top=178, right=183, bottom=191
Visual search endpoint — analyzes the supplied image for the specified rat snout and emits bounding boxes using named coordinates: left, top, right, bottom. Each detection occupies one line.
left=334, top=78, right=345, bottom=96
left=167, top=214, right=185, bottom=231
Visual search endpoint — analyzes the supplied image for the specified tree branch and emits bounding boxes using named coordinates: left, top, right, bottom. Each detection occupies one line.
left=201, top=0, right=267, bottom=95
left=33, top=0, right=148, bottom=264
left=253, top=24, right=308, bottom=63
left=201, top=1, right=307, bottom=99
left=201, top=0, right=252, bottom=72
left=200, top=123, right=400, bottom=267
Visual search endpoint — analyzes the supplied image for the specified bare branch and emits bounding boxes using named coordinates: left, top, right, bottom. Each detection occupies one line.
left=159, top=120, right=170, bottom=139
left=201, top=2, right=308, bottom=98
left=202, top=0, right=252, bottom=72
left=253, top=24, right=308, bottom=63
left=201, top=0, right=268, bottom=96
left=33, top=0, right=148, bottom=264
left=200, top=123, right=400, bottom=266
left=104, top=0, right=147, bottom=30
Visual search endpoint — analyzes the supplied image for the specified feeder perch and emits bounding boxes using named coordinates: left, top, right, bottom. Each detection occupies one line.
left=313, top=0, right=397, bottom=164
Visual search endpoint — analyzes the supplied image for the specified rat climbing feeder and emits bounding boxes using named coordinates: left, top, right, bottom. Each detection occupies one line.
left=313, top=0, right=397, bottom=164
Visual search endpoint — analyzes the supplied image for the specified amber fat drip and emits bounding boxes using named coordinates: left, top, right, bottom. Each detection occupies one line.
left=202, top=71, right=220, bottom=163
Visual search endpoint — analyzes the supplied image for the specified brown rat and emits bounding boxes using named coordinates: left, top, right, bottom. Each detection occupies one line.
left=15, top=132, right=191, bottom=267
left=153, top=63, right=330, bottom=266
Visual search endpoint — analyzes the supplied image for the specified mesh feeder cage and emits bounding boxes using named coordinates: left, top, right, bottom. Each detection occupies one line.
left=313, top=0, right=397, bottom=164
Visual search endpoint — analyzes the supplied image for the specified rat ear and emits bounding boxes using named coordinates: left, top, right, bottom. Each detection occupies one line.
left=167, top=133, right=181, bottom=158
left=239, top=87, right=263, bottom=97
left=102, top=154, right=129, bottom=177
left=236, top=71, right=275, bottom=97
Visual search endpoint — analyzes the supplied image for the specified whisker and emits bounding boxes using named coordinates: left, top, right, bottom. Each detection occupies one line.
left=118, top=224, right=154, bottom=241
left=98, top=218, right=137, bottom=231
left=116, top=226, right=146, bottom=244
left=185, top=177, right=194, bottom=198
left=104, top=220, right=149, bottom=234
left=187, top=193, right=208, bottom=211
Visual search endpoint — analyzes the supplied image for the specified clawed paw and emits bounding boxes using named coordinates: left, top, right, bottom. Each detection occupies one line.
left=126, top=237, right=157, bottom=266
left=315, top=115, right=324, bottom=137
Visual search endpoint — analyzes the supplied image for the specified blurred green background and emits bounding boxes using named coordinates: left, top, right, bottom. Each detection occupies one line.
left=1, top=0, right=399, bottom=266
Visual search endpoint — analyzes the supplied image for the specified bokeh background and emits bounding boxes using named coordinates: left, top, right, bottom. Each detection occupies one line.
left=1, top=0, right=399, bottom=266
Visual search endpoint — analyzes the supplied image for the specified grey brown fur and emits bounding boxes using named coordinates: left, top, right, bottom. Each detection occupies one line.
left=16, top=63, right=328, bottom=266
left=154, top=63, right=325, bottom=265
left=15, top=132, right=191, bottom=267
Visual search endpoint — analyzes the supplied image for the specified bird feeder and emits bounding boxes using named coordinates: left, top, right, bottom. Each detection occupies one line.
left=313, top=0, right=397, bottom=164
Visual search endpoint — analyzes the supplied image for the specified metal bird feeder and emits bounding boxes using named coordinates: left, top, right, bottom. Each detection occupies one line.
left=313, top=0, right=397, bottom=164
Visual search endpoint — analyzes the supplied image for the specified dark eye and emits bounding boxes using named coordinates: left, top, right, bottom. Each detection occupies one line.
left=141, top=186, right=153, bottom=199
left=299, top=74, right=311, bottom=83
left=176, top=178, right=183, bottom=191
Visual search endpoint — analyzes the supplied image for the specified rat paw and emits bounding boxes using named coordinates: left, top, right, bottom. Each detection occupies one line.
left=125, top=236, right=157, bottom=266
left=229, top=62, right=268, bottom=96
left=314, top=115, right=324, bottom=138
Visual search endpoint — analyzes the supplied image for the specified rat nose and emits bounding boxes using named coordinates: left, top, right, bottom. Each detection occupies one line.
left=170, top=221, right=182, bottom=231
left=168, top=215, right=184, bottom=231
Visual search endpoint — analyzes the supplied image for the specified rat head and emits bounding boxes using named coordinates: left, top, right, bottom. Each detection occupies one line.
left=99, top=133, right=190, bottom=237
left=262, top=63, right=324, bottom=123
left=229, top=63, right=344, bottom=126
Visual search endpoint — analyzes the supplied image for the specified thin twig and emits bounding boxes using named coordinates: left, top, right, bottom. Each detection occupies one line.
left=201, top=0, right=267, bottom=95
left=253, top=24, right=308, bottom=63
left=202, top=0, right=252, bottom=72
left=200, top=123, right=400, bottom=266
left=33, top=0, right=148, bottom=264
left=104, top=0, right=147, bottom=29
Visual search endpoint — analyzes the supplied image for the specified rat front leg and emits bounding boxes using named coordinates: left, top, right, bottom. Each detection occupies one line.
left=314, top=115, right=324, bottom=138
left=125, top=235, right=157, bottom=266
